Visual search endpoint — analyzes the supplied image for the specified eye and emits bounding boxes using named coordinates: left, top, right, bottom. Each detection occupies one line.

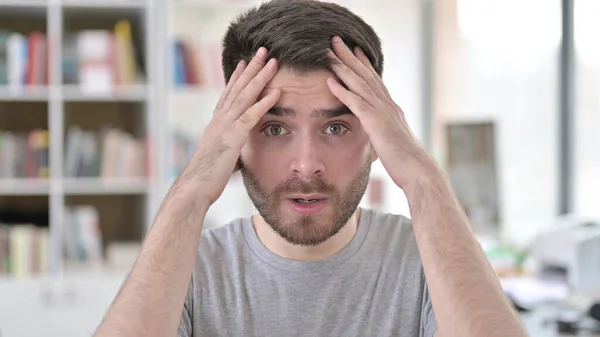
left=324, top=123, right=348, bottom=136
left=263, top=124, right=289, bottom=136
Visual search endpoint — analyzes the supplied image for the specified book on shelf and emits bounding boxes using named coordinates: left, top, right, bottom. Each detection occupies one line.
left=172, top=39, right=224, bottom=90
left=0, top=129, right=49, bottom=179
left=0, top=30, right=48, bottom=89
left=63, top=205, right=102, bottom=268
left=0, top=224, right=49, bottom=278
left=169, top=129, right=197, bottom=179
left=64, top=125, right=147, bottom=179
left=0, top=205, right=128, bottom=277
left=63, top=19, right=143, bottom=93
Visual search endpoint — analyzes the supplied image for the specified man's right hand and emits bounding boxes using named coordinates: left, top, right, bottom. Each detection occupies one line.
left=177, top=47, right=280, bottom=206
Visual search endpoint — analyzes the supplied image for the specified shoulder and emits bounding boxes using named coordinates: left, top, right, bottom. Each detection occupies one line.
left=367, top=209, right=412, bottom=230
left=362, top=208, right=422, bottom=266
left=197, top=217, right=249, bottom=258
left=365, top=209, right=416, bottom=247
left=200, top=217, right=247, bottom=244
left=192, top=217, right=252, bottom=276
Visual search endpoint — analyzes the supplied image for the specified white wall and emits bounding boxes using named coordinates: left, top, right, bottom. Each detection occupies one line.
left=573, top=67, right=600, bottom=219
left=434, top=0, right=562, bottom=246
left=573, top=0, right=600, bottom=219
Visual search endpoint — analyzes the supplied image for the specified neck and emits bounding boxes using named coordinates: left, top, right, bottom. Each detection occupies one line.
left=252, top=208, right=362, bottom=262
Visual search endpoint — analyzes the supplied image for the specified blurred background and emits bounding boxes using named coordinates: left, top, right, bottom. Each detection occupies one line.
left=0, top=0, right=599, bottom=336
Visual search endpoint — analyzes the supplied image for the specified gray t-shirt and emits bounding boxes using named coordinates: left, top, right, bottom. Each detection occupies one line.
left=178, top=208, right=438, bottom=337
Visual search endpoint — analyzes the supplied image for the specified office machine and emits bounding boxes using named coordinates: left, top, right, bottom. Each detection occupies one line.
left=529, top=219, right=600, bottom=293
left=528, top=219, right=600, bottom=331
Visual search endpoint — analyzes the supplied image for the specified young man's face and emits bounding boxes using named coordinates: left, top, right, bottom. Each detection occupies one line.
left=240, top=68, right=375, bottom=246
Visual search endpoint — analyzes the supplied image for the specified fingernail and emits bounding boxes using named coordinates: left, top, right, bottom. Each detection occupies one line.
left=256, top=47, right=267, bottom=58
left=237, top=60, right=246, bottom=68
left=333, top=36, right=342, bottom=43
left=267, top=58, right=277, bottom=67
left=354, top=46, right=363, bottom=55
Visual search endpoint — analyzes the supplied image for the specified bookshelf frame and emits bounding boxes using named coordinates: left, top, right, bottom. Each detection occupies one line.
left=0, top=0, right=159, bottom=279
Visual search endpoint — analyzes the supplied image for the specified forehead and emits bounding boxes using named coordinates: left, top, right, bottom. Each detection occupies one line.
left=259, top=68, right=342, bottom=112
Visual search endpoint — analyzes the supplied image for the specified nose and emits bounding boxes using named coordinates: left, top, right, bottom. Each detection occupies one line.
left=289, top=135, right=325, bottom=178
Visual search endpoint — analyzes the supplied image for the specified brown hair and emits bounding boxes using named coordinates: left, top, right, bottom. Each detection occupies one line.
left=221, top=0, right=384, bottom=84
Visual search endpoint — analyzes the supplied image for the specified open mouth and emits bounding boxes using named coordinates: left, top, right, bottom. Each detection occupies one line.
left=293, top=198, right=322, bottom=204
left=287, top=197, right=327, bottom=215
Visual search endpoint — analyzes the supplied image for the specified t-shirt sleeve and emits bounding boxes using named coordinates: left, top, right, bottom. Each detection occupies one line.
left=421, top=280, right=438, bottom=337
left=177, top=302, right=192, bottom=337
left=177, top=279, right=194, bottom=337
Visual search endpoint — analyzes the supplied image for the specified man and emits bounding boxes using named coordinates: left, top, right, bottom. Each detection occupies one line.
left=94, top=1, right=526, bottom=336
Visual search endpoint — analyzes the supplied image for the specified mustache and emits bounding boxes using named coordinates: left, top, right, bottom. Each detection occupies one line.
left=277, top=177, right=335, bottom=195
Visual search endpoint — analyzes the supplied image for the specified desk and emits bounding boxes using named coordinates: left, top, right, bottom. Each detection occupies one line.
left=522, top=304, right=600, bottom=337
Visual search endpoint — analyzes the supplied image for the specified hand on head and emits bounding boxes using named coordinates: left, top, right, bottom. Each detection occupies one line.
left=188, top=47, right=280, bottom=207
left=326, top=36, right=437, bottom=189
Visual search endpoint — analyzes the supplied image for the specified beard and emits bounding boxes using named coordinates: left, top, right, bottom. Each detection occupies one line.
left=239, top=157, right=372, bottom=247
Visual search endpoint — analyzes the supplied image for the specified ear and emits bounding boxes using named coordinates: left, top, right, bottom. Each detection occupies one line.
left=369, top=144, right=379, bottom=163
left=233, top=157, right=241, bottom=173
left=236, top=142, right=249, bottom=173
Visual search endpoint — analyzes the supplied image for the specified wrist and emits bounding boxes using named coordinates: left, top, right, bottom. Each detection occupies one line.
left=402, top=163, right=450, bottom=201
left=165, top=166, right=214, bottom=208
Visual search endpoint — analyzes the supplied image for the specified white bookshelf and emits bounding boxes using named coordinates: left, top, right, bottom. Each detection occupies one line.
left=0, top=1, right=159, bottom=336
left=0, top=0, right=159, bottom=278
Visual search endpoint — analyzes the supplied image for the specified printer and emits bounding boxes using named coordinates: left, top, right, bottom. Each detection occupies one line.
left=526, top=217, right=600, bottom=328
left=529, top=217, right=600, bottom=293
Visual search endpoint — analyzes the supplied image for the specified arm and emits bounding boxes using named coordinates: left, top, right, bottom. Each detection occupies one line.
left=93, top=47, right=280, bottom=337
left=405, top=164, right=525, bottom=337
left=92, top=171, right=210, bottom=337
left=326, top=36, right=527, bottom=337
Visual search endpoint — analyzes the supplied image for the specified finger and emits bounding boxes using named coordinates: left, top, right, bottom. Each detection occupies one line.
left=222, top=47, right=268, bottom=112
left=229, top=58, right=279, bottom=119
left=235, top=89, right=281, bottom=133
left=327, top=49, right=379, bottom=107
left=216, top=60, right=246, bottom=111
left=326, top=77, right=374, bottom=125
left=331, top=36, right=387, bottom=102
left=352, top=46, right=393, bottom=101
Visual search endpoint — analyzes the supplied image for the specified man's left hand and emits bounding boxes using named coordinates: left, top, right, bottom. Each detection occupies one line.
left=326, top=36, right=438, bottom=189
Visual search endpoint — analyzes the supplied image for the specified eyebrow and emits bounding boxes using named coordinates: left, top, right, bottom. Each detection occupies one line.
left=266, top=106, right=353, bottom=118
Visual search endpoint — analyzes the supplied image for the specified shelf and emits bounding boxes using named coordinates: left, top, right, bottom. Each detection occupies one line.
left=0, top=265, right=128, bottom=282
left=0, top=86, right=149, bottom=102
left=0, top=86, right=49, bottom=102
left=63, top=178, right=149, bottom=195
left=170, top=86, right=222, bottom=97
left=62, top=85, right=148, bottom=102
left=0, top=0, right=47, bottom=7
left=60, top=0, right=147, bottom=9
left=61, top=262, right=131, bottom=279
left=172, top=0, right=257, bottom=10
left=0, top=179, right=50, bottom=196
left=0, top=178, right=148, bottom=196
left=171, top=0, right=355, bottom=10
